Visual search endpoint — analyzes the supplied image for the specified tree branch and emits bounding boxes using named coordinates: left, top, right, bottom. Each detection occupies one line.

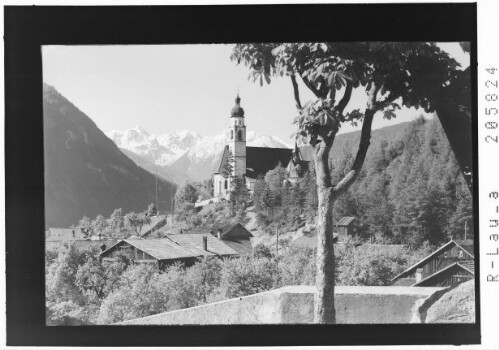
left=313, top=133, right=336, bottom=190
left=332, top=83, right=379, bottom=196
left=335, top=82, right=352, bottom=114
left=290, top=74, right=302, bottom=110
left=375, top=92, right=399, bottom=111
left=300, top=75, right=323, bottom=98
left=329, top=87, right=336, bottom=105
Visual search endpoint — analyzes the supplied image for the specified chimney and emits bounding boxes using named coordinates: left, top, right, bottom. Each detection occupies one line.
left=203, top=236, right=208, bottom=251
left=100, top=244, right=106, bottom=252
left=217, top=230, right=222, bottom=240
left=415, top=268, right=423, bottom=282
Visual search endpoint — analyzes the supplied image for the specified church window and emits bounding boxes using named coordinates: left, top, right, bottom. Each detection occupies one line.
left=230, top=130, right=234, bottom=140
left=224, top=179, right=228, bottom=190
left=237, top=129, right=243, bottom=141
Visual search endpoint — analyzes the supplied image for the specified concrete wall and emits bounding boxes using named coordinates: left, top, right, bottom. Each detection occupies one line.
left=117, top=285, right=445, bottom=325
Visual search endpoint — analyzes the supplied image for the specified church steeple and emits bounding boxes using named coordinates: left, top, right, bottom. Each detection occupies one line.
left=228, top=92, right=246, bottom=177
left=231, top=93, right=245, bottom=118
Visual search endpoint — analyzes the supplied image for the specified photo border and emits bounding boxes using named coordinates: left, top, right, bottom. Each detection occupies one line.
left=4, top=3, right=479, bottom=346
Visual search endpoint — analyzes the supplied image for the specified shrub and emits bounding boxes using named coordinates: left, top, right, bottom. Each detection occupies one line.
left=277, top=248, right=316, bottom=286
left=217, top=256, right=279, bottom=299
left=252, top=244, right=273, bottom=259
left=337, top=245, right=410, bottom=286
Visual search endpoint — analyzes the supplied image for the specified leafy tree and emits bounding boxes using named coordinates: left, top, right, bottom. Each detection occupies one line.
left=109, top=208, right=125, bottom=237
left=276, top=247, right=316, bottom=286
left=147, top=203, right=158, bottom=217
left=264, top=162, right=287, bottom=192
left=97, top=263, right=199, bottom=324
left=46, top=243, right=89, bottom=306
left=46, top=300, right=94, bottom=326
left=337, top=245, right=409, bottom=286
left=75, top=253, right=126, bottom=300
left=45, top=243, right=101, bottom=325
left=217, top=256, right=278, bottom=299
left=124, top=211, right=152, bottom=236
left=252, top=176, right=267, bottom=212
left=447, top=177, right=473, bottom=240
left=433, top=43, right=472, bottom=193
left=232, top=42, right=458, bottom=323
left=92, top=214, right=109, bottom=238
left=185, top=257, right=223, bottom=303
left=221, top=150, right=235, bottom=178
left=78, top=216, right=93, bottom=238
left=230, top=175, right=249, bottom=212
left=252, top=243, right=274, bottom=259
left=175, top=183, right=199, bottom=206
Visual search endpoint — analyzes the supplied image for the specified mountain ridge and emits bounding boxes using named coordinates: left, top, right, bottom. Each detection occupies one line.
left=43, top=84, right=175, bottom=228
left=106, top=127, right=292, bottom=181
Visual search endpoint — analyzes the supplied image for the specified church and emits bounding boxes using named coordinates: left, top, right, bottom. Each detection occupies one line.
left=213, top=94, right=312, bottom=199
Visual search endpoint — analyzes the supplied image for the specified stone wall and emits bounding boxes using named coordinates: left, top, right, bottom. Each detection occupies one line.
left=117, top=285, right=445, bottom=325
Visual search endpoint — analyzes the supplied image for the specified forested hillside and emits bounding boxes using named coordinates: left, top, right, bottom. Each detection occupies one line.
left=253, top=116, right=473, bottom=248
left=43, top=84, right=175, bottom=227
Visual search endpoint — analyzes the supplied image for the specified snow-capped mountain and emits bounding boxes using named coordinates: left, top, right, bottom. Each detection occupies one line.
left=106, top=127, right=291, bottom=182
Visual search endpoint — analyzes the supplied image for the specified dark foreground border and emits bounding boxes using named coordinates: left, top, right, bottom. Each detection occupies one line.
left=5, top=3, right=479, bottom=346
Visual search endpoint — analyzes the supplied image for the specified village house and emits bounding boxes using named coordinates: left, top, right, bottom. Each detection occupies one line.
left=100, top=224, right=253, bottom=269
left=210, top=223, right=253, bottom=255
left=212, top=94, right=313, bottom=199
left=391, top=239, right=475, bottom=287
left=289, top=217, right=356, bottom=250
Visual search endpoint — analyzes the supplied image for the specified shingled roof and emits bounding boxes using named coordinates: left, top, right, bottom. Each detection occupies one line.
left=246, top=146, right=293, bottom=179
left=412, top=262, right=474, bottom=287
left=337, top=217, right=355, bottom=226
left=214, top=223, right=254, bottom=240
left=391, top=239, right=475, bottom=282
left=101, top=234, right=240, bottom=261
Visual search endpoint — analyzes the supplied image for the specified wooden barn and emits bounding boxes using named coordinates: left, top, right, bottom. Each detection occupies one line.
left=336, top=217, right=355, bottom=242
left=100, top=234, right=242, bottom=269
left=391, top=239, right=475, bottom=287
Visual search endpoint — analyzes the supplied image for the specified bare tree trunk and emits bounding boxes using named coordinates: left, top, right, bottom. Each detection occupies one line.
left=314, top=184, right=335, bottom=323
left=311, top=84, right=378, bottom=323
left=313, top=140, right=336, bottom=324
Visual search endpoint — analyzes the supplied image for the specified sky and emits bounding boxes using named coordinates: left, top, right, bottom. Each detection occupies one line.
left=42, top=43, right=469, bottom=143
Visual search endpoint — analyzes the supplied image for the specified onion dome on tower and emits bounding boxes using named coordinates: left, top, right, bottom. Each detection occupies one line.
left=231, top=94, right=245, bottom=118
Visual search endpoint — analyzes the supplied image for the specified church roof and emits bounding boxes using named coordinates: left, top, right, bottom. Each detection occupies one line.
left=216, top=145, right=230, bottom=174
left=246, top=146, right=293, bottom=179
left=216, top=145, right=293, bottom=179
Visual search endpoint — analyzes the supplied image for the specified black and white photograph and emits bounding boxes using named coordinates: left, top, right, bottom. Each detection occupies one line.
left=6, top=2, right=493, bottom=347
left=42, top=41, right=475, bottom=326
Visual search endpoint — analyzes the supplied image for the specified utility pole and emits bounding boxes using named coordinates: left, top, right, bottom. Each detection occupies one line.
left=155, top=164, right=158, bottom=214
